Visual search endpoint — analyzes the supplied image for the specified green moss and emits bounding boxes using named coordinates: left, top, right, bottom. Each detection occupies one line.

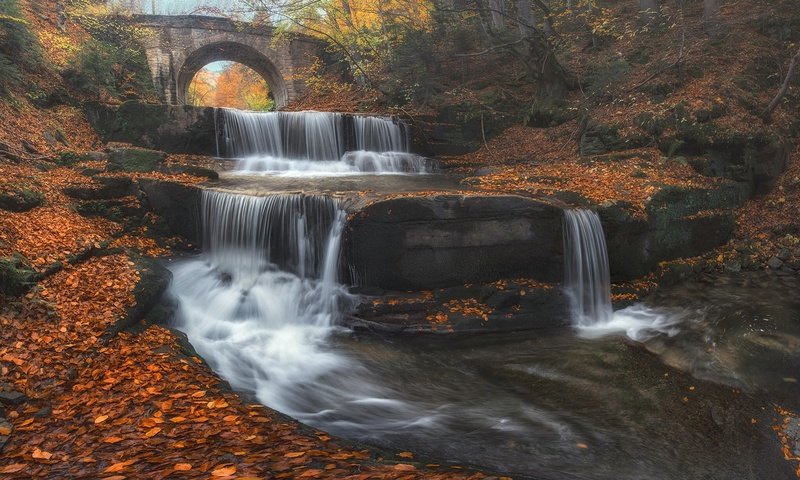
left=108, top=148, right=166, bottom=173
left=0, top=254, right=34, bottom=296
left=0, top=188, right=44, bottom=212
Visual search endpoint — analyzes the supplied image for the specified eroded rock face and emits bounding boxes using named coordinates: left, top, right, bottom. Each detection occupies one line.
left=600, top=183, right=748, bottom=280
left=85, top=102, right=218, bottom=155
left=139, top=180, right=202, bottom=245
left=345, top=195, right=563, bottom=290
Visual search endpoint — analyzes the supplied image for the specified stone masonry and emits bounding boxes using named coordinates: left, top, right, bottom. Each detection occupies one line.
left=128, top=15, right=324, bottom=109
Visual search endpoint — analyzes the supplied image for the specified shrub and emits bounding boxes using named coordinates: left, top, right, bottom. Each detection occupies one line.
left=0, top=0, right=45, bottom=95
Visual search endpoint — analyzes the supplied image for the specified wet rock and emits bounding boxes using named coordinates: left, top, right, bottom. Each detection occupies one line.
left=346, top=195, right=563, bottom=290
left=34, top=406, right=52, bottom=418
left=486, top=290, right=521, bottom=310
left=63, top=176, right=133, bottom=200
left=767, top=257, right=784, bottom=269
left=85, top=101, right=219, bottom=155
left=786, top=418, right=800, bottom=457
left=0, top=188, right=44, bottom=212
left=108, top=146, right=167, bottom=173
left=139, top=180, right=202, bottom=245
left=0, top=391, right=27, bottom=406
left=101, top=257, right=173, bottom=342
left=600, top=184, right=747, bottom=281
left=160, top=164, right=219, bottom=180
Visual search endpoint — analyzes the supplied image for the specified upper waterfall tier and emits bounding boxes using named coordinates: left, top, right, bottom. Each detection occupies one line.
left=217, top=109, right=409, bottom=160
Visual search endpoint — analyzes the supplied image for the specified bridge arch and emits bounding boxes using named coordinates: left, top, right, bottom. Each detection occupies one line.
left=178, top=42, right=288, bottom=108
left=131, top=15, right=324, bottom=109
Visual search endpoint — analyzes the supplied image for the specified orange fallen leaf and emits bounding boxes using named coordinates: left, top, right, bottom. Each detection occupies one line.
left=175, top=463, right=192, bottom=471
left=144, top=427, right=161, bottom=438
left=32, top=448, right=53, bottom=460
left=0, top=464, right=26, bottom=473
left=104, top=460, right=134, bottom=473
left=398, top=452, right=414, bottom=459
left=94, top=415, right=109, bottom=424
left=393, top=463, right=416, bottom=471
left=169, top=416, right=186, bottom=423
left=103, top=436, right=124, bottom=444
left=284, top=451, right=307, bottom=458
left=211, top=465, right=237, bottom=476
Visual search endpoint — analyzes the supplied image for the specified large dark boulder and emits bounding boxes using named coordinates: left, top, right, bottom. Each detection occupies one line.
left=85, top=101, right=219, bottom=155
left=108, top=147, right=167, bottom=173
left=63, top=176, right=134, bottom=200
left=345, top=195, right=563, bottom=290
left=0, top=188, right=44, bottom=212
left=139, top=180, right=202, bottom=245
left=599, top=183, right=748, bottom=281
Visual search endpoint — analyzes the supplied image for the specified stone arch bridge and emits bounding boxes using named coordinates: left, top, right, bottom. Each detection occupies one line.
left=129, top=15, right=324, bottom=109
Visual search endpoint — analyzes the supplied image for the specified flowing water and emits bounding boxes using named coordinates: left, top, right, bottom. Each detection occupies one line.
left=217, top=109, right=432, bottom=175
left=169, top=192, right=800, bottom=479
left=167, top=109, right=799, bottom=479
left=563, top=210, right=613, bottom=327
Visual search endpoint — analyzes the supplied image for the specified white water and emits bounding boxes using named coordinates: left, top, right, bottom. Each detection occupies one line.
left=564, top=209, right=684, bottom=341
left=563, top=209, right=613, bottom=326
left=170, top=190, right=431, bottom=427
left=217, top=108, right=430, bottom=175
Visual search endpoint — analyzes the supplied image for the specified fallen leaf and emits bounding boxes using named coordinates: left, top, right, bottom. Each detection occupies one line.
left=144, top=427, right=162, bottom=438
left=103, top=436, right=124, bottom=444
left=398, top=452, right=414, bottom=459
left=32, top=448, right=54, bottom=460
left=104, top=460, right=134, bottom=473
left=175, top=463, right=192, bottom=471
left=0, top=464, right=26, bottom=473
left=94, top=415, right=109, bottom=424
left=284, top=451, right=306, bottom=458
left=393, top=463, right=416, bottom=471
left=211, top=465, right=237, bottom=476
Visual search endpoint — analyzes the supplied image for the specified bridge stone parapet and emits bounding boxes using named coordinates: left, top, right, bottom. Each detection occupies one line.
left=126, top=15, right=324, bottom=109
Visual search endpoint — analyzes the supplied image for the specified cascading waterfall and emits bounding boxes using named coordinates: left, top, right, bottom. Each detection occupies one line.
left=563, top=209, right=613, bottom=327
left=564, top=209, right=684, bottom=341
left=217, top=108, right=431, bottom=174
left=353, top=115, right=408, bottom=152
left=170, top=190, right=429, bottom=425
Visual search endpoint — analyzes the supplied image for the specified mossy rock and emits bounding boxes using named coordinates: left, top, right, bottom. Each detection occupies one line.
left=0, top=188, right=44, bottom=212
left=63, top=176, right=133, bottom=200
left=108, top=147, right=167, bottom=173
left=580, top=121, right=649, bottom=156
left=0, top=254, right=35, bottom=296
left=646, top=184, right=749, bottom=223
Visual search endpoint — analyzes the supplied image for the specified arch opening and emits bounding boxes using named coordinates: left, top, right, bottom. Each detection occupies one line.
left=188, top=61, right=275, bottom=111
left=177, top=42, right=288, bottom=109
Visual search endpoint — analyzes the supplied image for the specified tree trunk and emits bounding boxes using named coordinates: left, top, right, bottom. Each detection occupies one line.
left=639, top=0, right=660, bottom=26
left=516, top=0, right=536, bottom=37
left=489, top=0, right=504, bottom=31
left=703, top=0, right=720, bottom=36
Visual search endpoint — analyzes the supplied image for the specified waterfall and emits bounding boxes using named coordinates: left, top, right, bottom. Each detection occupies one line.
left=217, top=108, right=428, bottom=174
left=563, top=209, right=613, bottom=327
left=353, top=115, right=409, bottom=152
left=170, top=190, right=358, bottom=413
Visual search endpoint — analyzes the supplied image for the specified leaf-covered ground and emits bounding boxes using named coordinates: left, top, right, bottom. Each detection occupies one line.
left=0, top=158, right=493, bottom=479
